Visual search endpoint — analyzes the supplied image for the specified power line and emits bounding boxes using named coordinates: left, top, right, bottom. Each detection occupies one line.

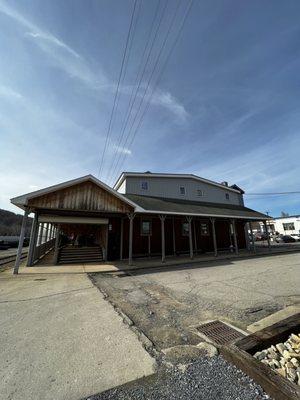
left=109, top=0, right=184, bottom=185
left=97, top=0, right=138, bottom=179
left=245, top=191, right=300, bottom=196
left=106, top=0, right=168, bottom=183
left=110, top=0, right=194, bottom=185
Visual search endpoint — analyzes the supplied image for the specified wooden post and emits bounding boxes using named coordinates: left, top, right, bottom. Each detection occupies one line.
left=231, top=219, right=239, bottom=255
left=211, top=217, right=218, bottom=257
left=244, top=222, right=251, bottom=251
left=128, top=213, right=135, bottom=266
left=148, top=235, right=151, bottom=257
left=27, top=212, right=39, bottom=266
left=193, top=219, right=198, bottom=255
left=249, top=221, right=256, bottom=252
left=53, top=224, right=61, bottom=265
left=187, top=216, right=193, bottom=259
left=38, top=223, right=43, bottom=246
left=159, top=215, right=166, bottom=263
left=264, top=220, right=271, bottom=251
left=13, top=209, right=29, bottom=275
left=172, top=217, right=176, bottom=255
left=120, top=218, right=124, bottom=260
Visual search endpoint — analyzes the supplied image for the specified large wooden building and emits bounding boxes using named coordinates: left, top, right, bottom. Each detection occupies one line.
left=11, top=172, right=270, bottom=273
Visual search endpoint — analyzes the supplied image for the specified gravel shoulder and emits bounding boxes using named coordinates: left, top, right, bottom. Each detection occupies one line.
left=85, top=356, right=271, bottom=400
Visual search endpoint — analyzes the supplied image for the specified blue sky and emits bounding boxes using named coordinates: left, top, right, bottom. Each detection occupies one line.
left=0, top=0, right=300, bottom=216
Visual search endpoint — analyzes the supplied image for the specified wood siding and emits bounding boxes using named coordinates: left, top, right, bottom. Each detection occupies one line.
left=28, top=181, right=133, bottom=213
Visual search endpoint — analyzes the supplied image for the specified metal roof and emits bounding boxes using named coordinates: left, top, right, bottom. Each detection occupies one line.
left=124, top=194, right=270, bottom=220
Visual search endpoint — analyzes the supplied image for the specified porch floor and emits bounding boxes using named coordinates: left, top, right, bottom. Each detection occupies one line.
left=18, top=243, right=300, bottom=275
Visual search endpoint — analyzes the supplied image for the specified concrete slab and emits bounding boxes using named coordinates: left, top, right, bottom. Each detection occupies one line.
left=0, top=269, right=155, bottom=400
left=247, top=305, right=300, bottom=332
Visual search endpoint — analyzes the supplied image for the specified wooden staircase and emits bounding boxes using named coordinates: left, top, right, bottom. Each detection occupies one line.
left=58, top=246, right=104, bottom=264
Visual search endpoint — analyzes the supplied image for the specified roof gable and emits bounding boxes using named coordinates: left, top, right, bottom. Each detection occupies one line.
left=11, top=175, right=138, bottom=212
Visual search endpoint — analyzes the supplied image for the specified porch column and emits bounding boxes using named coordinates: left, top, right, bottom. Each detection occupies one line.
left=13, top=209, right=29, bottom=275
left=27, top=212, right=39, bottom=266
left=120, top=218, right=124, bottom=260
left=159, top=215, right=166, bottom=263
left=53, top=224, right=61, bottom=265
left=193, top=219, right=198, bottom=254
left=172, top=217, right=176, bottom=255
left=38, top=223, right=43, bottom=246
left=263, top=220, right=271, bottom=251
left=249, top=221, right=256, bottom=252
left=128, top=213, right=135, bottom=266
left=231, top=219, right=239, bottom=255
left=244, top=222, right=251, bottom=251
left=186, top=216, right=193, bottom=259
left=210, top=217, right=218, bottom=257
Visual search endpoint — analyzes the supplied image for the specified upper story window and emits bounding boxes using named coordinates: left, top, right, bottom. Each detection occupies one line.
left=179, top=186, right=186, bottom=195
left=200, top=223, right=209, bottom=236
left=283, top=222, right=295, bottom=230
left=197, top=189, right=204, bottom=197
left=141, top=181, right=148, bottom=190
left=182, top=222, right=189, bottom=236
left=225, top=193, right=230, bottom=200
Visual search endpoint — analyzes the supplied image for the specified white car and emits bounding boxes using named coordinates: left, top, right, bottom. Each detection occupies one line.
left=290, top=234, right=300, bottom=241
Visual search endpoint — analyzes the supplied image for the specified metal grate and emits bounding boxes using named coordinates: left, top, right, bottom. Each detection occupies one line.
left=196, top=320, right=245, bottom=345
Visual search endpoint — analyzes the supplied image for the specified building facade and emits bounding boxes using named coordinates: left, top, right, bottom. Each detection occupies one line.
left=11, top=172, right=270, bottom=273
left=263, top=215, right=300, bottom=235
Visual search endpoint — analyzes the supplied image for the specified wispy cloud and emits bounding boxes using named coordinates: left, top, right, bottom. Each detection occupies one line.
left=150, top=90, right=188, bottom=122
left=113, top=145, right=132, bottom=155
left=0, top=0, right=107, bottom=89
left=0, top=85, right=23, bottom=100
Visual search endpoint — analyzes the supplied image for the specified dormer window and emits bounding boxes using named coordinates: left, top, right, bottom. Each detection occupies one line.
left=179, top=186, right=186, bottom=195
left=225, top=193, right=230, bottom=200
left=141, top=181, right=148, bottom=190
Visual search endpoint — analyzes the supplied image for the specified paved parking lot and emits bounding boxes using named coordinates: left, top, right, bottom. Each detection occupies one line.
left=91, top=252, right=300, bottom=349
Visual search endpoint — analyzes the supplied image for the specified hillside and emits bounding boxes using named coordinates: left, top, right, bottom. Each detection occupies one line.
left=0, top=209, right=32, bottom=236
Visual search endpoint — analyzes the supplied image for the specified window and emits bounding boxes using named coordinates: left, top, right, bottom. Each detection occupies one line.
left=182, top=222, right=189, bottom=236
left=179, top=186, right=186, bottom=195
left=141, top=181, right=148, bottom=190
left=197, top=189, right=204, bottom=197
left=141, top=220, right=152, bottom=236
left=200, top=223, right=209, bottom=236
left=283, top=222, right=295, bottom=231
left=225, top=193, right=230, bottom=200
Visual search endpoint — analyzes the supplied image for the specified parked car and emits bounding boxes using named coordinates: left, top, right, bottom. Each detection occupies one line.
left=255, top=232, right=268, bottom=241
left=275, top=235, right=296, bottom=243
left=290, top=233, right=300, bottom=241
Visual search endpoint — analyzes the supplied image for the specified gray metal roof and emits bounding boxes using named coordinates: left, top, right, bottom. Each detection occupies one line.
left=124, top=194, right=269, bottom=220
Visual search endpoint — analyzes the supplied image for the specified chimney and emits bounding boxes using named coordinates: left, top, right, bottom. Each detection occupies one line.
left=221, top=181, right=228, bottom=186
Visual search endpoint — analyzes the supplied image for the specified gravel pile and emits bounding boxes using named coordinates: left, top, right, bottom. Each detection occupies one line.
left=254, top=332, right=300, bottom=385
left=86, top=356, right=271, bottom=400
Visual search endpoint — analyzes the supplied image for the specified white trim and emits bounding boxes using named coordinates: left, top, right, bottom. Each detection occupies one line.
left=38, top=215, right=109, bottom=224
left=134, top=209, right=268, bottom=220
left=10, top=174, right=141, bottom=211
left=114, top=172, right=242, bottom=194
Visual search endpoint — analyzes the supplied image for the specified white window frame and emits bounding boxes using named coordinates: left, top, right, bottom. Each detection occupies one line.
left=179, top=186, right=186, bottom=195
left=141, top=181, right=148, bottom=191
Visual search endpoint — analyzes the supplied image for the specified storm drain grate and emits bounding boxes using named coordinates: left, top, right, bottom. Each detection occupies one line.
left=196, top=320, right=245, bottom=345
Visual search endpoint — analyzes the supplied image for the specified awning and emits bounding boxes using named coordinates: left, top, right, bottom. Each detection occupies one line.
left=124, top=194, right=269, bottom=220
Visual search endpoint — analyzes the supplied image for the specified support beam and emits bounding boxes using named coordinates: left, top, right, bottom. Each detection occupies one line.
left=120, top=218, right=124, bottom=260
left=231, top=219, right=239, bottom=255
left=210, top=217, right=218, bottom=257
left=27, top=212, right=39, bottom=266
left=193, top=219, right=198, bottom=255
left=38, top=223, right=43, bottom=246
left=159, top=215, right=166, bottom=263
left=186, top=216, right=193, bottom=259
left=105, top=224, right=109, bottom=261
left=249, top=221, right=256, bottom=252
left=53, top=224, right=61, bottom=265
left=263, top=220, right=271, bottom=251
left=128, top=213, right=135, bottom=266
left=172, top=217, right=176, bottom=255
left=148, top=235, right=151, bottom=257
left=244, top=222, right=251, bottom=251
left=13, top=209, right=29, bottom=275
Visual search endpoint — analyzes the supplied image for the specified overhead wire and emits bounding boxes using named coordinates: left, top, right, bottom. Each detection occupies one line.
left=110, top=0, right=194, bottom=186
left=97, top=0, right=138, bottom=179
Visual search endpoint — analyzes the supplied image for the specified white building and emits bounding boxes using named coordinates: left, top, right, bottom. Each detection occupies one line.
left=265, top=215, right=300, bottom=235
